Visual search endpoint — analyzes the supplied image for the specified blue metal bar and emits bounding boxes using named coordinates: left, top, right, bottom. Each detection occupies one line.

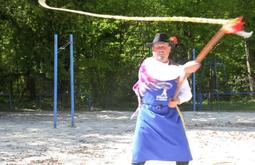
left=54, top=34, right=58, bottom=128
left=70, top=34, right=75, bottom=127
left=192, top=48, right=196, bottom=111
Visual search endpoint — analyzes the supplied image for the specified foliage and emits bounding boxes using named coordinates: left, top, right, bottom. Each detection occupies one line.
left=0, top=0, right=254, bottom=110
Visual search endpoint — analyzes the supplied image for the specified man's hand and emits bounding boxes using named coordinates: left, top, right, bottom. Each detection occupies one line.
left=183, top=61, right=201, bottom=74
left=168, top=98, right=180, bottom=108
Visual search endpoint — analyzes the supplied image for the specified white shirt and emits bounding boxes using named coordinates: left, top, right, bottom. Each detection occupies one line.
left=141, top=57, right=192, bottom=104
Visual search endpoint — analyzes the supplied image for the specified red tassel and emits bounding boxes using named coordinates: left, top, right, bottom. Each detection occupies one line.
left=222, top=16, right=244, bottom=34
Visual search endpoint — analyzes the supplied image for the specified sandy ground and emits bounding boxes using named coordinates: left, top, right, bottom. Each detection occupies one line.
left=0, top=110, right=255, bottom=165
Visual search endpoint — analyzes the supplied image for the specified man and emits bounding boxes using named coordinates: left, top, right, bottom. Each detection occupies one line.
left=132, top=33, right=200, bottom=165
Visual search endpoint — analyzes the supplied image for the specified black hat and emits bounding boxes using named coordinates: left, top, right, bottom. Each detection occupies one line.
left=152, top=33, right=169, bottom=44
left=146, top=33, right=170, bottom=47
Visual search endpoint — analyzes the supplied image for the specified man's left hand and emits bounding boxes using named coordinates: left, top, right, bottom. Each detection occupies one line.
left=183, top=61, right=201, bottom=74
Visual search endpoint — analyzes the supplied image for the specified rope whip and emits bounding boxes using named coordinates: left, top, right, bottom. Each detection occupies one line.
left=38, top=0, right=230, bottom=25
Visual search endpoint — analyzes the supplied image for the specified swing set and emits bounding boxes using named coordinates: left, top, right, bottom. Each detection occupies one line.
left=53, top=34, right=75, bottom=128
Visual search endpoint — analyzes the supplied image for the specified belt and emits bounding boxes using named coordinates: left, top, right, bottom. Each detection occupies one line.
left=141, top=103, right=170, bottom=114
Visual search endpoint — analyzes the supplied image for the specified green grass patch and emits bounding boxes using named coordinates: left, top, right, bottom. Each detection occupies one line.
left=181, top=101, right=255, bottom=112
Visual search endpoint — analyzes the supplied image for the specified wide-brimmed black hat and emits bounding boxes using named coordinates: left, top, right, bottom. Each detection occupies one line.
left=146, top=33, right=170, bottom=47
left=146, top=33, right=179, bottom=48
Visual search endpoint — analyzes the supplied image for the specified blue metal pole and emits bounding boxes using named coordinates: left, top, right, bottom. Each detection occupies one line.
left=192, top=48, right=197, bottom=111
left=54, top=34, right=58, bottom=128
left=70, top=34, right=75, bottom=127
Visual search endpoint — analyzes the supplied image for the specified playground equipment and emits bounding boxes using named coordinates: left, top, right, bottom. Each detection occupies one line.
left=192, top=48, right=197, bottom=111
left=196, top=57, right=227, bottom=111
left=54, top=34, right=75, bottom=128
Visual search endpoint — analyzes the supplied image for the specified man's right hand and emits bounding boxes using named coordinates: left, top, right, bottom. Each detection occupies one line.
left=168, top=98, right=180, bottom=108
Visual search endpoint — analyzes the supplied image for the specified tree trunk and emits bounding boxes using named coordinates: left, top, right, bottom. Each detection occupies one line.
left=244, top=41, right=254, bottom=94
left=26, top=71, right=36, bottom=99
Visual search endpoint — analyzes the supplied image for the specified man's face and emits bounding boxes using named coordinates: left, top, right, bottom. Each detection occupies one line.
left=152, top=42, right=171, bottom=63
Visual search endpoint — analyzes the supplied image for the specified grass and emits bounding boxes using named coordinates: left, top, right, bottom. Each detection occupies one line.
left=1, top=97, right=255, bottom=112
left=180, top=101, right=255, bottom=112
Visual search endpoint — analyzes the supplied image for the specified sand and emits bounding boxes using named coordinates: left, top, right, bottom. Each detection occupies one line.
left=0, top=110, right=255, bottom=165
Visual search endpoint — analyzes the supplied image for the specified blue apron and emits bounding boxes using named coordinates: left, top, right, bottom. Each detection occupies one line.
left=132, top=79, right=192, bottom=163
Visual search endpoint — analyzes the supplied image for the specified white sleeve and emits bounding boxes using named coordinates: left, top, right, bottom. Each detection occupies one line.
left=178, top=79, right=192, bottom=104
